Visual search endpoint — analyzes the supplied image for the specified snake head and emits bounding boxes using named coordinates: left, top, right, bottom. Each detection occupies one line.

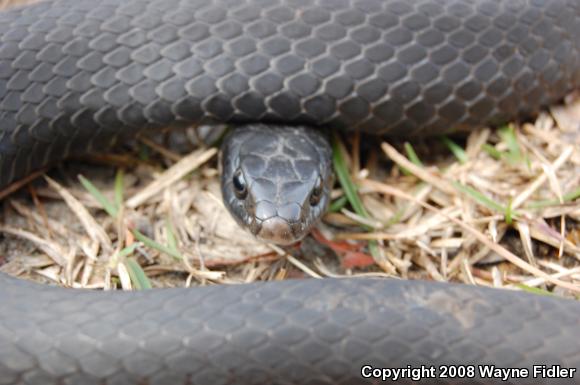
left=220, top=125, right=333, bottom=245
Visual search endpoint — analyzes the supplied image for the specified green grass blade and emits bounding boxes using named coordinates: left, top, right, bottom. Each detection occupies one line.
left=527, top=186, right=580, bottom=209
left=126, top=258, right=152, bottom=290
left=332, top=135, right=369, bottom=219
left=498, top=125, right=528, bottom=166
left=505, top=197, right=513, bottom=225
left=559, top=187, right=580, bottom=203
left=78, top=175, right=118, bottom=218
left=332, top=134, right=380, bottom=257
left=499, top=126, right=519, bottom=155
left=119, top=243, right=139, bottom=258
left=399, top=142, right=423, bottom=176
left=452, top=181, right=506, bottom=213
left=404, top=142, right=423, bottom=167
left=165, top=220, right=179, bottom=253
left=329, top=195, right=348, bottom=213
left=482, top=144, right=503, bottom=160
left=114, top=169, right=124, bottom=209
left=441, top=136, right=468, bottom=164
left=513, top=283, right=553, bottom=296
left=385, top=209, right=404, bottom=227
left=133, top=229, right=183, bottom=260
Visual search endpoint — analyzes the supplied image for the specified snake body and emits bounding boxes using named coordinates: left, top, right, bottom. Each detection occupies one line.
left=1, top=0, right=580, bottom=383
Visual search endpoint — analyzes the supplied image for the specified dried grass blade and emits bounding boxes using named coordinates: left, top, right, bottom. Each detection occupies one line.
left=127, top=147, right=217, bottom=208
left=363, top=179, right=580, bottom=294
left=45, top=176, right=111, bottom=251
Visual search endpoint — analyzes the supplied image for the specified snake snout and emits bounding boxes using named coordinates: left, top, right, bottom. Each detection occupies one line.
left=255, top=216, right=300, bottom=245
left=252, top=201, right=309, bottom=244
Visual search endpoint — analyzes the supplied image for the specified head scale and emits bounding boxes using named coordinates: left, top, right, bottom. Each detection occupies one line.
left=220, top=125, right=333, bottom=245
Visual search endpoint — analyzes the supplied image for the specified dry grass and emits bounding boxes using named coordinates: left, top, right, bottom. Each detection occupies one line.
left=0, top=97, right=578, bottom=296
left=0, top=0, right=579, bottom=298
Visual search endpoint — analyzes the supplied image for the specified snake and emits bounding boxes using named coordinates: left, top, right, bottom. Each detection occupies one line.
left=0, top=0, right=579, bottom=383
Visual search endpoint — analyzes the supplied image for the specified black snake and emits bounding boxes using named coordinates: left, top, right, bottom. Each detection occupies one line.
left=0, top=0, right=579, bottom=384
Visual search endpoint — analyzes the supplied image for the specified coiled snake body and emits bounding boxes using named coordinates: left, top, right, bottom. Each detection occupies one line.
left=0, top=0, right=579, bottom=384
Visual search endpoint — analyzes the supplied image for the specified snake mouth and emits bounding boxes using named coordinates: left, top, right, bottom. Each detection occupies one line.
left=253, top=216, right=302, bottom=245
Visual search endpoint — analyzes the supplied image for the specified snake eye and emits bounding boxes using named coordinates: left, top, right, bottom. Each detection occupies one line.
left=232, top=169, right=247, bottom=199
left=309, top=176, right=323, bottom=206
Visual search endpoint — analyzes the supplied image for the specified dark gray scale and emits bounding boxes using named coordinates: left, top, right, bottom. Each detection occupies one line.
left=1, top=1, right=580, bottom=384
left=0, top=0, right=578, bottom=187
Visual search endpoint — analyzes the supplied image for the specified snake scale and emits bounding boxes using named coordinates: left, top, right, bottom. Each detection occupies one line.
left=0, top=0, right=579, bottom=384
